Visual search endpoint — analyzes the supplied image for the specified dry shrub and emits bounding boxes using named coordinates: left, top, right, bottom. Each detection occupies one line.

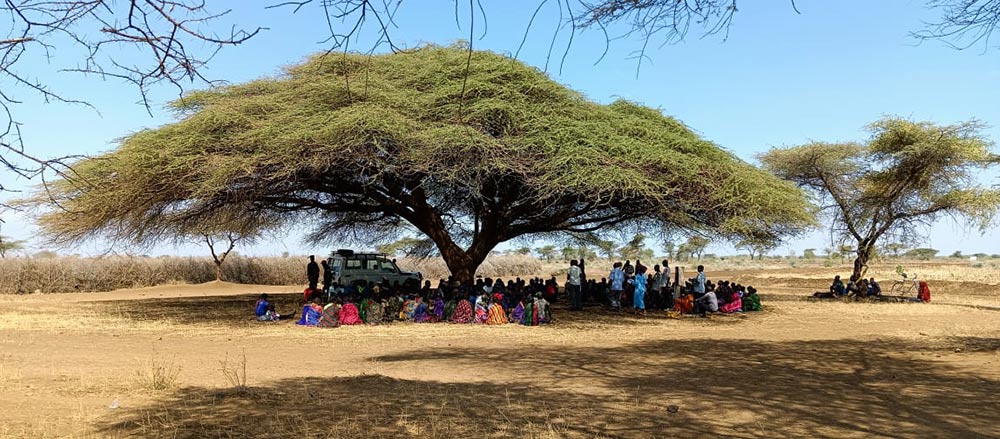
left=219, top=351, right=249, bottom=393
left=0, top=255, right=302, bottom=294
left=133, top=357, right=181, bottom=391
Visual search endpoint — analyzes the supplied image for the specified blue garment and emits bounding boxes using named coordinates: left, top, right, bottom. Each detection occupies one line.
left=254, top=300, right=269, bottom=317
left=296, top=304, right=322, bottom=326
left=633, top=273, right=647, bottom=310
left=695, top=272, right=706, bottom=294
left=609, top=268, right=625, bottom=291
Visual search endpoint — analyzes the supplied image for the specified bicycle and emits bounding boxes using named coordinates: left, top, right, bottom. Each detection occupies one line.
left=889, top=271, right=919, bottom=297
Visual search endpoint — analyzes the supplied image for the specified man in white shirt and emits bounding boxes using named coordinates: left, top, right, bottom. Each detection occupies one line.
left=567, top=260, right=583, bottom=311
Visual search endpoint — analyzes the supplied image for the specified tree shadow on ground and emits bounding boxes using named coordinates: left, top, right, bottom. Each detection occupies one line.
left=88, top=293, right=306, bottom=326
left=95, top=337, right=1000, bottom=439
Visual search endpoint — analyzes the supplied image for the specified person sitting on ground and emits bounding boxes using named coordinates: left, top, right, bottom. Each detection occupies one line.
left=719, top=283, right=743, bottom=313
left=399, top=295, right=418, bottom=321
left=297, top=298, right=324, bottom=326
left=474, top=293, right=490, bottom=323
left=450, top=297, right=474, bottom=323
left=831, top=275, right=846, bottom=296
left=443, top=297, right=457, bottom=321
left=414, top=296, right=434, bottom=323
left=487, top=294, right=508, bottom=325
left=813, top=275, right=845, bottom=299
left=867, top=278, right=882, bottom=297
left=255, top=294, right=295, bottom=321
left=694, top=287, right=719, bottom=317
left=914, top=281, right=931, bottom=303
left=382, top=294, right=402, bottom=323
left=742, top=286, right=762, bottom=311
left=534, top=292, right=552, bottom=324
left=338, top=299, right=363, bottom=325
left=432, top=295, right=446, bottom=321
left=510, top=298, right=526, bottom=323
left=318, top=301, right=341, bottom=328
left=362, top=296, right=384, bottom=324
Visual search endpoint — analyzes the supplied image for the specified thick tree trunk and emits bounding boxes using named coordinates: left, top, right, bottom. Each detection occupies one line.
left=214, top=261, right=224, bottom=282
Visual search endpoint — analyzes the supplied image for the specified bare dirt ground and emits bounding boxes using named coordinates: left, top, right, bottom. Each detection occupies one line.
left=1, top=264, right=998, bottom=438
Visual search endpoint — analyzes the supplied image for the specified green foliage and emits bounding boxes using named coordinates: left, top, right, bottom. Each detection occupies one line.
left=882, top=243, right=908, bottom=258
left=685, top=236, right=710, bottom=260
left=904, top=248, right=939, bottom=260
left=619, top=233, right=648, bottom=259
left=950, top=250, right=963, bottom=258
left=0, top=236, right=24, bottom=258
left=594, top=239, right=617, bottom=259
left=535, top=245, right=557, bottom=262
left=802, top=248, right=816, bottom=259
left=29, top=46, right=813, bottom=279
left=376, top=237, right=435, bottom=258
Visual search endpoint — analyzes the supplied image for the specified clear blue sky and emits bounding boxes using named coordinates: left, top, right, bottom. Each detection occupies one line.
left=1, top=0, right=998, bottom=257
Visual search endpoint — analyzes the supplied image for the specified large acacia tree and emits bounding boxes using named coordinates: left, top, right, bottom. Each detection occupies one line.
left=760, top=117, right=1000, bottom=280
left=30, top=46, right=812, bottom=282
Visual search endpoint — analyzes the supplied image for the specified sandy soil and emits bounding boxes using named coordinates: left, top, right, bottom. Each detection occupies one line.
left=0, top=268, right=998, bottom=438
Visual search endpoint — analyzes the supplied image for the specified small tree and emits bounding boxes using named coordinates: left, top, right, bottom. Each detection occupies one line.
left=515, top=246, right=532, bottom=256
left=737, top=237, right=777, bottom=260
left=905, top=248, right=940, bottom=260
left=0, top=235, right=23, bottom=258
left=761, top=117, right=1000, bottom=280
left=662, top=240, right=676, bottom=259
left=203, top=233, right=240, bottom=282
left=535, top=245, right=558, bottom=262
left=619, top=233, right=648, bottom=260
left=883, top=243, right=908, bottom=258
left=595, top=240, right=617, bottom=260
left=803, top=248, right=817, bottom=259
left=950, top=250, right=964, bottom=259
left=685, top=236, right=710, bottom=260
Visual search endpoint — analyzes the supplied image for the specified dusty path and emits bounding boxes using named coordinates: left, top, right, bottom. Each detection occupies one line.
left=1, top=278, right=998, bottom=438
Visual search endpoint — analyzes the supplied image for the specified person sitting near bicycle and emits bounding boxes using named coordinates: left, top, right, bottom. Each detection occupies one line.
left=867, top=278, right=882, bottom=297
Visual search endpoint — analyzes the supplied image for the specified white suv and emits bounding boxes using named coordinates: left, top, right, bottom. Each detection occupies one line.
left=327, top=249, right=422, bottom=287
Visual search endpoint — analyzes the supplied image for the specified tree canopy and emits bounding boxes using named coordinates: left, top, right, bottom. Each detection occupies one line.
left=760, top=116, right=1000, bottom=279
left=29, top=45, right=813, bottom=281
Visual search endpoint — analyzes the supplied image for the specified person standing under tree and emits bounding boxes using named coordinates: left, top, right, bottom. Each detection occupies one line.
left=609, top=262, right=625, bottom=311
left=321, top=259, right=333, bottom=295
left=307, top=255, right=320, bottom=292
left=633, top=266, right=648, bottom=315
left=567, top=260, right=583, bottom=311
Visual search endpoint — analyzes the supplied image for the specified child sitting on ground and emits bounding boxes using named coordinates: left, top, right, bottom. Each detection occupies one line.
left=255, top=293, right=295, bottom=321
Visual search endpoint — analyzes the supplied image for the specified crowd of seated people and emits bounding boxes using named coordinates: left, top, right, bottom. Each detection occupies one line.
left=813, top=275, right=884, bottom=300
left=262, top=262, right=766, bottom=325
left=289, top=277, right=554, bottom=327
left=668, top=266, right=763, bottom=317
left=814, top=274, right=930, bottom=302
